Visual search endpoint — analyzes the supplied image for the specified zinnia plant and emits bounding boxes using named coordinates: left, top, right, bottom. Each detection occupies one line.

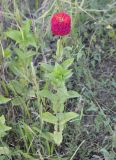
left=41, top=12, right=80, bottom=145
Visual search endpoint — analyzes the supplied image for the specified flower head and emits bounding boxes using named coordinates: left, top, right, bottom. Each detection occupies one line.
left=51, top=12, right=71, bottom=36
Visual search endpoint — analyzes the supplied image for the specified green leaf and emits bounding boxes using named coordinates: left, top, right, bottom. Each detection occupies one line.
left=87, top=101, right=98, bottom=112
left=19, top=122, right=36, bottom=145
left=0, top=115, right=11, bottom=138
left=39, top=90, right=54, bottom=100
left=0, top=147, right=10, bottom=155
left=40, top=132, right=53, bottom=142
left=5, top=20, right=36, bottom=47
left=112, top=130, right=116, bottom=148
left=63, top=69, right=73, bottom=80
left=0, top=95, right=11, bottom=104
left=42, top=112, right=57, bottom=124
left=53, top=131, right=62, bottom=146
left=22, top=20, right=36, bottom=47
left=67, top=90, right=81, bottom=99
left=0, top=115, right=5, bottom=124
left=8, top=80, right=28, bottom=96
left=5, top=30, right=22, bottom=43
left=59, top=112, right=78, bottom=124
left=0, top=155, right=7, bottom=160
left=25, top=33, right=36, bottom=47
left=33, top=127, right=53, bottom=141
left=41, top=63, right=53, bottom=72
left=22, top=19, right=32, bottom=34
left=77, top=50, right=84, bottom=61
left=62, top=58, right=74, bottom=69
left=11, top=96, right=22, bottom=106
left=17, top=150, right=38, bottom=160
left=100, top=148, right=110, bottom=160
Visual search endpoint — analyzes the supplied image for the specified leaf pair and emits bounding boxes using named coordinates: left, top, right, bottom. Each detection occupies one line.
left=42, top=112, right=78, bottom=125
left=42, top=112, right=78, bottom=145
left=39, top=89, right=80, bottom=113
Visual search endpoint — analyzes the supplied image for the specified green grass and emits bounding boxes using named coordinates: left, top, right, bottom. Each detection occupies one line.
left=0, top=0, right=116, bottom=159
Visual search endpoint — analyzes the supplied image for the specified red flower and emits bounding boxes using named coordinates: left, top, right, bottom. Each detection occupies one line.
left=51, top=12, right=71, bottom=36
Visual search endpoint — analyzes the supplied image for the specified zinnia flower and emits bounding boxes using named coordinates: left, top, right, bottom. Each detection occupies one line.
left=51, top=12, right=71, bottom=36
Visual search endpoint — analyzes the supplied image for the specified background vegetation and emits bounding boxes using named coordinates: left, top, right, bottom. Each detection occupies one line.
left=0, top=0, right=116, bottom=159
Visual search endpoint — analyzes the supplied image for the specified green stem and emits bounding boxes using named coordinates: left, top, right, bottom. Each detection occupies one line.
left=57, top=0, right=63, bottom=11
left=70, top=140, right=85, bottom=160
left=56, top=38, right=63, bottom=62
left=31, top=63, right=43, bottom=130
left=35, top=0, right=39, bottom=10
